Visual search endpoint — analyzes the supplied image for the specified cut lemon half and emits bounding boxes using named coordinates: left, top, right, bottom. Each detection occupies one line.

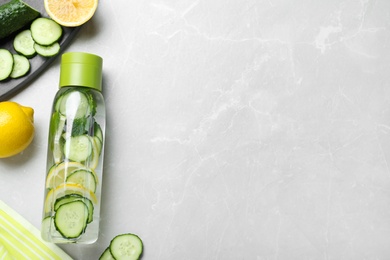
left=45, top=161, right=86, bottom=189
left=44, top=0, right=98, bottom=27
left=44, top=183, right=97, bottom=214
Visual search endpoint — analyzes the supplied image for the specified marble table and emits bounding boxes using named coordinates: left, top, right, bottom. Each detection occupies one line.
left=1, top=0, right=390, bottom=259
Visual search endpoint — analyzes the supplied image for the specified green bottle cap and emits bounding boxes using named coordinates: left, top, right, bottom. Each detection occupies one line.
left=59, top=52, right=103, bottom=91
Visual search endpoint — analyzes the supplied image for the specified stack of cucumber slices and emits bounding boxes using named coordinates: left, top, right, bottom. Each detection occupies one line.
left=0, top=17, right=63, bottom=81
left=42, top=88, right=104, bottom=241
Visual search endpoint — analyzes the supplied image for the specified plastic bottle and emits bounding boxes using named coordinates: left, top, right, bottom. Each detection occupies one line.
left=41, top=52, right=105, bottom=244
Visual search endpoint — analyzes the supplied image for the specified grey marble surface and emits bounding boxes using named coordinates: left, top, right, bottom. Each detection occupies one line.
left=1, top=0, right=390, bottom=259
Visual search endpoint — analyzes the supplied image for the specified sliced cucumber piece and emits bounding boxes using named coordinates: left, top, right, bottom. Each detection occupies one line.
left=41, top=216, right=51, bottom=241
left=109, top=233, right=143, bottom=260
left=85, top=136, right=100, bottom=169
left=54, top=200, right=89, bottom=239
left=34, top=42, right=60, bottom=57
left=13, top=29, right=36, bottom=58
left=54, top=92, right=65, bottom=112
left=66, top=168, right=97, bottom=192
left=41, top=216, right=62, bottom=241
left=54, top=194, right=94, bottom=224
left=50, top=113, right=66, bottom=164
left=0, top=49, right=13, bottom=81
left=31, top=17, right=62, bottom=46
left=94, top=136, right=103, bottom=155
left=63, top=135, right=92, bottom=162
left=94, top=122, right=103, bottom=142
left=58, top=90, right=91, bottom=119
left=10, top=54, right=30, bottom=79
left=99, top=247, right=115, bottom=260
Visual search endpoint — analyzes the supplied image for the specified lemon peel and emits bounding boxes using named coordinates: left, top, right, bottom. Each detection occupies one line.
left=0, top=101, right=34, bottom=158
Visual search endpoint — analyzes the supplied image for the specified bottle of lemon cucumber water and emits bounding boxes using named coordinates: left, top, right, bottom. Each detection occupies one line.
left=41, top=52, right=105, bottom=244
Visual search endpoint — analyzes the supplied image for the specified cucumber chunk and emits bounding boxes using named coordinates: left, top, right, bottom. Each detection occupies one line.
left=34, top=42, right=60, bottom=57
left=13, top=30, right=36, bottom=58
left=10, top=54, right=30, bottom=79
left=0, top=0, right=40, bottom=40
left=109, top=233, right=143, bottom=260
left=31, top=17, right=62, bottom=46
left=0, top=49, right=13, bottom=81
left=63, top=135, right=92, bottom=162
left=54, top=200, right=89, bottom=239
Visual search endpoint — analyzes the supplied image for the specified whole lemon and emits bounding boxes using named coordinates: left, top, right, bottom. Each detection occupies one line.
left=0, top=101, right=35, bottom=158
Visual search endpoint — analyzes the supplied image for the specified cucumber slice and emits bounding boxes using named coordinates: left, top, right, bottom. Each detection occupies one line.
left=34, top=42, right=60, bottom=57
left=94, top=136, right=103, bottom=155
left=109, top=233, right=143, bottom=260
left=85, top=136, right=100, bottom=169
left=41, top=216, right=52, bottom=241
left=41, top=216, right=53, bottom=241
left=54, top=93, right=64, bottom=112
left=58, top=90, right=91, bottom=119
left=41, top=216, right=62, bottom=241
left=0, top=0, right=40, bottom=40
left=99, top=247, right=115, bottom=260
left=51, top=114, right=66, bottom=164
left=54, top=194, right=94, bottom=224
left=0, top=49, right=14, bottom=81
left=66, top=168, right=97, bottom=192
left=10, top=54, right=30, bottom=79
left=54, top=200, right=89, bottom=239
left=13, top=30, right=36, bottom=58
left=63, top=135, right=92, bottom=162
left=31, top=17, right=62, bottom=46
left=94, top=122, right=103, bottom=143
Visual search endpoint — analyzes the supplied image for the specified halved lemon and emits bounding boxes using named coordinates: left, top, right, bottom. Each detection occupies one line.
left=43, top=183, right=97, bottom=214
left=44, top=0, right=98, bottom=27
left=45, top=161, right=86, bottom=189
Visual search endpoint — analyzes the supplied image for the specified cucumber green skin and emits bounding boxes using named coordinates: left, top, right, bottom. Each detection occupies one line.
left=0, top=0, right=40, bottom=40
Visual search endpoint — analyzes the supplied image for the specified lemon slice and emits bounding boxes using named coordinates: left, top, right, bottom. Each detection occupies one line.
left=44, top=183, right=97, bottom=214
left=45, top=161, right=86, bottom=189
left=44, top=0, right=98, bottom=27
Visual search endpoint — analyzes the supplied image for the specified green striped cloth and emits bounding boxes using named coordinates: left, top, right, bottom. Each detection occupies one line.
left=0, top=200, right=72, bottom=260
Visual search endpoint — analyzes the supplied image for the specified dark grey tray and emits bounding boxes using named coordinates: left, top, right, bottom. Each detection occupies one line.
left=0, top=0, right=80, bottom=101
